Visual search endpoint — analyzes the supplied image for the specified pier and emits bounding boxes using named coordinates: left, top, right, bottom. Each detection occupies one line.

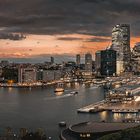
left=77, top=100, right=106, bottom=113
left=77, top=100, right=140, bottom=113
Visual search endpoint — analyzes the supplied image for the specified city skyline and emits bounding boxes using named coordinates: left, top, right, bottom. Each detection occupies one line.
left=0, top=0, right=140, bottom=62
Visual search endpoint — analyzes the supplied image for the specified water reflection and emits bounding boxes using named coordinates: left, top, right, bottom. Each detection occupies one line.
left=8, top=87, right=13, bottom=92
left=99, top=111, right=108, bottom=121
left=113, top=113, right=122, bottom=121
left=55, top=92, right=64, bottom=96
left=113, top=113, right=138, bottom=122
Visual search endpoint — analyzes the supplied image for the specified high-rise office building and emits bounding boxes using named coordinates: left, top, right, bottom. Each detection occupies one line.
left=85, top=53, right=92, bottom=72
left=76, top=54, right=80, bottom=66
left=95, top=49, right=116, bottom=76
left=101, top=49, right=116, bottom=76
left=95, top=51, right=101, bottom=74
left=111, top=24, right=131, bottom=74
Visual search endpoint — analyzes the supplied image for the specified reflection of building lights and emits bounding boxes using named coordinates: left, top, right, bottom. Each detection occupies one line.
left=125, top=113, right=137, bottom=119
left=75, top=82, right=80, bottom=89
left=66, top=83, right=71, bottom=88
left=8, top=87, right=12, bottom=92
left=113, top=113, right=122, bottom=121
left=100, top=111, right=107, bottom=120
left=55, top=92, right=63, bottom=96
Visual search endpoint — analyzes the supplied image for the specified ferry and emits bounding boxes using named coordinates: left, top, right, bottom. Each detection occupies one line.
left=54, top=87, right=64, bottom=92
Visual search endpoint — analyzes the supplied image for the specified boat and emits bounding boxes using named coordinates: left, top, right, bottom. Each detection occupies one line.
left=54, top=87, right=64, bottom=92
left=70, top=91, right=78, bottom=95
left=59, top=121, right=66, bottom=127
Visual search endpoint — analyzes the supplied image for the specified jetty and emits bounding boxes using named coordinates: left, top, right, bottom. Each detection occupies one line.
left=77, top=99, right=140, bottom=113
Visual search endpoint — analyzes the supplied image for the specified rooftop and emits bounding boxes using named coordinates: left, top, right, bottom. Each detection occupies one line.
left=70, top=122, right=139, bottom=133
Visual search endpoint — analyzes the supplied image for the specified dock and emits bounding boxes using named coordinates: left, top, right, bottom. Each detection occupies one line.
left=77, top=100, right=106, bottom=113
left=77, top=100, right=140, bottom=113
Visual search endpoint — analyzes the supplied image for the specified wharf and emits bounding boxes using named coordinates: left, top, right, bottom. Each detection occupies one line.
left=77, top=100, right=140, bottom=113
left=77, top=100, right=105, bottom=113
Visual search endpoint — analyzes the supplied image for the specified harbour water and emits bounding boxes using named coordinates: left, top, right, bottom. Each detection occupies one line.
left=0, top=83, right=138, bottom=139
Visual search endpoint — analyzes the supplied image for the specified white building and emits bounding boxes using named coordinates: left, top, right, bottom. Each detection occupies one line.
left=18, top=67, right=37, bottom=83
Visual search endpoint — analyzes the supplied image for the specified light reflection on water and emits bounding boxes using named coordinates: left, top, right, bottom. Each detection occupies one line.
left=55, top=91, right=64, bottom=96
left=99, top=111, right=108, bottom=121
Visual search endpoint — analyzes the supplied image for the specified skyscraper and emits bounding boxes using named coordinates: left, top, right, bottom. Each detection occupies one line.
left=76, top=54, right=80, bottom=66
left=85, top=53, right=92, bottom=72
left=95, top=51, right=101, bottom=73
left=101, top=49, right=116, bottom=76
left=95, top=49, right=116, bottom=76
left=51, top=57, right=54, bottom=64
left=111, top=24, right=131, bottom=74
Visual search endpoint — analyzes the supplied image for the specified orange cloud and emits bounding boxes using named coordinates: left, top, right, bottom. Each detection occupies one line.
left=0, top=34, right=139, bottom=58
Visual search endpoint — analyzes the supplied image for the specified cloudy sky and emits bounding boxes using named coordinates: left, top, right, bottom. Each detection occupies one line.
left=0, top=0, right=140, bottom=62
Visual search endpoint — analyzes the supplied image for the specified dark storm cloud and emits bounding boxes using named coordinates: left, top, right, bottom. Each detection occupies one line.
left=0, top=0, right=140, bottom=36
left=85, top=37, right=110, bottom=42
left=0, top=33, right=26, bottom=40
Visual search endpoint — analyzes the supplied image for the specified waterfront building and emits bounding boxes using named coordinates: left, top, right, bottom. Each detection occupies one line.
left=85, top=53, right=92, bottom=72
left=111, top=24, right=131, bottom=74
left=42, top=70, right=62, bottom=82
left=95, top=49, right=116, bottom=76
left=36, top=69, right=43, bottom=81
left=18, top=67, right=37, bottom=83
left=76, top=54, right=81, bottom=66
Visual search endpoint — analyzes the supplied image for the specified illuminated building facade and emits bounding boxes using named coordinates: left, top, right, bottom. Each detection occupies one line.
left=111, top=24, right=131, bottom=74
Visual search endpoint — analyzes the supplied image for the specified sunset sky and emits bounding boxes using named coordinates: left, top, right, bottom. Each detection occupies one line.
left=0, top=0, right=140, bottom=62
